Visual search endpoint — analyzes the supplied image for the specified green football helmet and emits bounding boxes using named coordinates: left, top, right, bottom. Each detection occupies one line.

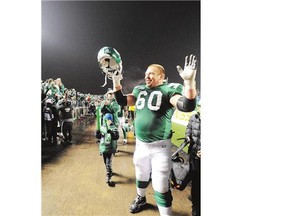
left=97, top=46, right=123, bottom=80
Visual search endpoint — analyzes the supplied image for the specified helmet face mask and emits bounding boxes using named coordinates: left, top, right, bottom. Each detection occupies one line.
left=97, top=46, right=123, bottom=80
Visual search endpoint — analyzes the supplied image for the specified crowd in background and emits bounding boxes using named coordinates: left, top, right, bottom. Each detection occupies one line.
left=41, top=77, right=135, bottom=145
left=41, top=78, right=101, bottom=144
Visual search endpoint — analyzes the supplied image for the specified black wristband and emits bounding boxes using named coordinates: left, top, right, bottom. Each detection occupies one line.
left=114, top=90, right=127, bottom=106
left=176, top=96, right=196, bottom=112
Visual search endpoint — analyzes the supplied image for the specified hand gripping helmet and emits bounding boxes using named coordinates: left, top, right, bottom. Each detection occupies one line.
left=97, top=46, right=123, bottom=80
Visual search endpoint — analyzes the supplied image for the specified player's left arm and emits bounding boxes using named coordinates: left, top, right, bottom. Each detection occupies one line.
left=170, top=54, right=198, bottom=112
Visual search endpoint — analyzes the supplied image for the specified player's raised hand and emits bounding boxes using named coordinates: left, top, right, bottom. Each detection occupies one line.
left=176, top=54, right=197, bottom=89
left=101, top=66, right=123, bottom=88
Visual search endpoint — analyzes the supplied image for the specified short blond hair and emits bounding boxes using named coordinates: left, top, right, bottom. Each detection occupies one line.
left=148, top=64, right=165, bottom=79
left=148, top=64, right=165, bottom=73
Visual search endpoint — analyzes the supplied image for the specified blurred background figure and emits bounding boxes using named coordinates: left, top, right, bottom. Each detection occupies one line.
left=43, top=98, right=59, bottom=145
left=96, top=113, right=119, bottom=186
left=58, top=100, right=74, bottom=144
left=185, top=101, right=201, bottom=216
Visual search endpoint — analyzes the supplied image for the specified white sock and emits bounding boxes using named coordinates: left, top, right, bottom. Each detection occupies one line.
left=136, top=188, right=146, bottom=197
left=158, top=205, right=172, bottom=216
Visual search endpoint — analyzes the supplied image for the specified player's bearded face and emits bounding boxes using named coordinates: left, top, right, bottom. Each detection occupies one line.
left=145, top=66, right=163, bottom=88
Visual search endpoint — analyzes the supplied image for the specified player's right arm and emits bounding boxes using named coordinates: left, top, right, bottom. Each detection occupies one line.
left=113, top=77, right=136, bottom=107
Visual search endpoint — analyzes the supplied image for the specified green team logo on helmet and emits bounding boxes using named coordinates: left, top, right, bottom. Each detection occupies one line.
left=103, top=47, right=121, bottom=64
left=98, top=46, right=122, bottom=64
left=97, top=46, right=123, bottom=86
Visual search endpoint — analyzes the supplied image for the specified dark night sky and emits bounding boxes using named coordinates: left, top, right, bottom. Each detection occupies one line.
left=42, top=1, right=200, bottom=95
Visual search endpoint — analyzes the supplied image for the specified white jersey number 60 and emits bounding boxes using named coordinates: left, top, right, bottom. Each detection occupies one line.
left=136, top=91, right=163, bottom=111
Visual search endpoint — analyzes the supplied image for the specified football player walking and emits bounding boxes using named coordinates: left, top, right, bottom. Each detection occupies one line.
left=98, top=47, right=198, bottom=216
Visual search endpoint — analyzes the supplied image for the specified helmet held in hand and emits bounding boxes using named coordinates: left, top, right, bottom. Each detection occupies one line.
left=97, top=46, right=123, bottom=80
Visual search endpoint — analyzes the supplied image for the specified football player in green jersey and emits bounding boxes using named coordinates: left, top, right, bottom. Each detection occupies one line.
left=98, top=49, right=197, bottom=215
left=97, top=113, right=119, bottom=186
left=100, top=89, right=121, bottom=128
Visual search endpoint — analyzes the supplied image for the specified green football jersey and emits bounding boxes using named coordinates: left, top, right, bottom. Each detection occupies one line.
left=100, top=99, right=120, bottom=127
left=133, top=83, right=184, bottom=142
left=99, top=124, right=118, bottom=154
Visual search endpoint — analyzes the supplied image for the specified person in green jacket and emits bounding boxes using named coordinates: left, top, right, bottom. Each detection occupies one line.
left=100, top=89, right=120, bottom=127
left=97, top=113, right=119, bottom=186
left=99, top=89, right=121, bottom=152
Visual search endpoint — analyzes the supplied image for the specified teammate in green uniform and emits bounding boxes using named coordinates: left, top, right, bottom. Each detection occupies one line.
left=97, top=113, right=119, bottom=186
left=109, top=54, right=198, bottom=216
left=100, top=89, right=121, bottom=128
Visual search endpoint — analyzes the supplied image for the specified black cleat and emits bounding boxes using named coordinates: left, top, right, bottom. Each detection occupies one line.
left=129, top=195, right=146, bottom=213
